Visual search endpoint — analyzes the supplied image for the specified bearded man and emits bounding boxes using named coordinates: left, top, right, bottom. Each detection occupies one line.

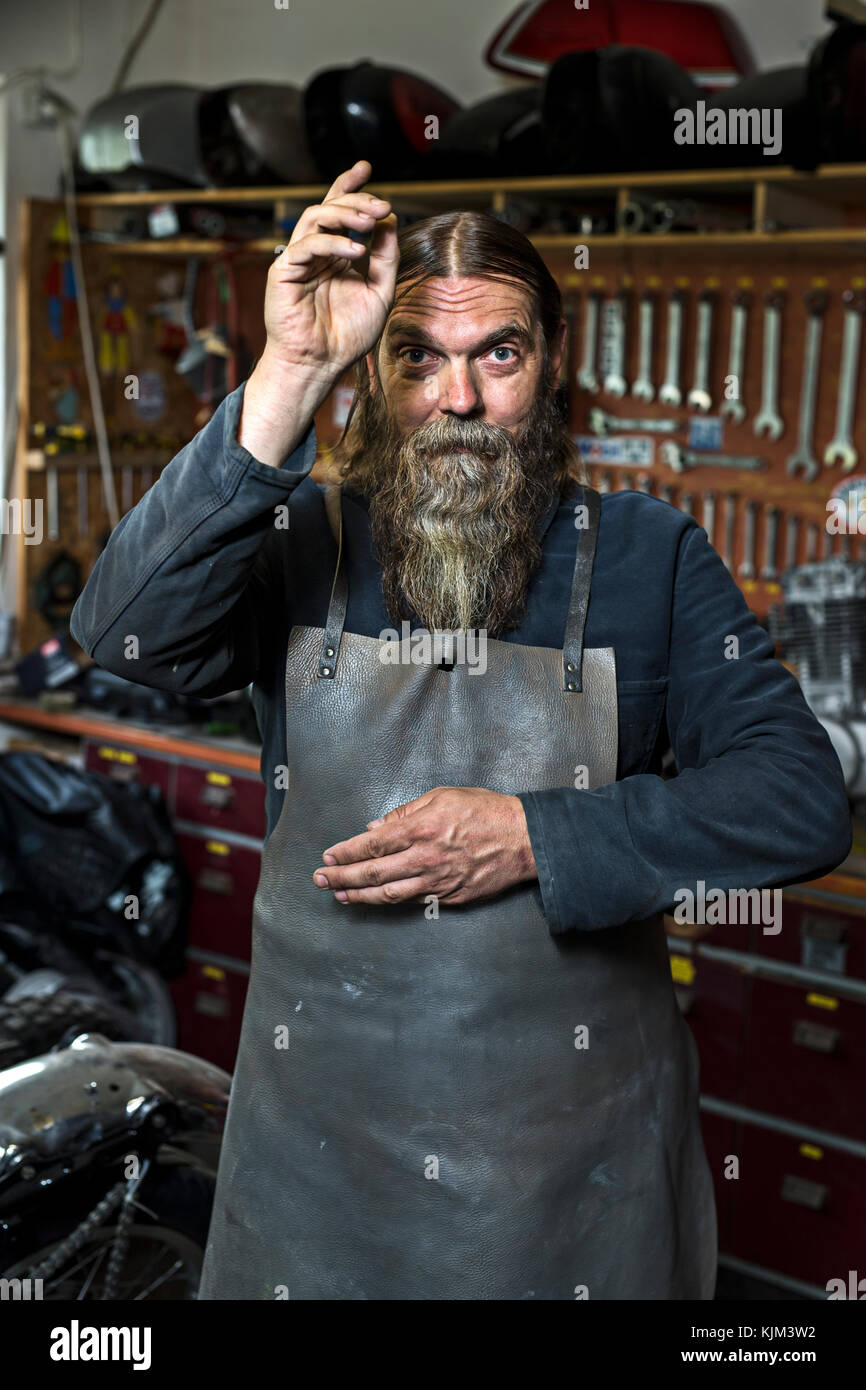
left=71, top=160, right=851, bottom=1301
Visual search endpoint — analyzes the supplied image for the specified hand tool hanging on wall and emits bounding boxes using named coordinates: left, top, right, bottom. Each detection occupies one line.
left=720, top=288, right=751, bottom=425
left=785, top=514, right=800, bottom=572
left=678, top=492, right=694, bottom=515
left=806, top=521, right=819, bottom=562
left=659, top=288, right=686, bottom=406
left=701, top=490, right=716, bottom=546
left=824, top=287, right=865, bottom=474
left=687, top=288, right=716, bottom=414
left=76, top=465, right=88, bottom=540
left=739, top=499, right=758, bottom=579
left=787, top=288, right=828, bottom=482
left=723, top=492, right=737, bottom=571
left=602, top=286, right=631, bottom=397
left=661, top=441, right=767, bottom=473
left=589, top=407, right=681, bottom=436
left=577, top=289, right=602, bottom=393
left=754, top=289, right=786, bottom=441
left=631, top=290, right=656, bottom=401
left=46, top=464, right=60, bottom=543
left=761, top=506, right=781, bottom=581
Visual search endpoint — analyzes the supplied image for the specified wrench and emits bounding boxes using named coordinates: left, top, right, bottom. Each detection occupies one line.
left=577, top=290, right=602, bottom=393
left=761, top=506, right=781, bottom=581
left=824, top=288, right=865, bottom=473
left=589, top=407, right=681, bottom=436
left=659, top=484, right=674, bottom=505
left=702, top=490, right=716, bottom=547
left=823, top=527, right=834, bottom=560
left=739, top=500, right=758, bottom=579
left=753, top=289, right=786, bottom=441
left=659, top=290, right=687, bottom=406
left=631, top=291, right=656, bottom=402
left=787, top=289, right=828, bottom=481
left=637, top=474, right=654, bottom=494
left=603, top=289, right=631, bottom=397
left=687, top=289, right=716, bottom=413
left=723, top=493, right=737, bottom=571
left=806, top=522, right=819, bottom=563
left=679, top=492, right=694, bottom=515
left=720, top=289, right=752, bottom=424
left=785, top=514, right=799, bottom=572
left=660, top=441, right=768, bottom=474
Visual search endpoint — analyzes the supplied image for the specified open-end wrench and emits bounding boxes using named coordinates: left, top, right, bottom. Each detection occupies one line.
left=659, top=289, right=687, bottom=406
left=577, top=290, right=602, bottom=393
left=603, top=289, right=631, bottom=397
left=723, top=493, right=737, bottom=571
left=823, top=527, right=834, bottom=559
left=785, top=514, right=800, bottom=571
left=787, top=289, right=828, bottom=482
left=46, top=463, right=60, bottom=542
left=687, top=289, right=716, bottom=413
left=702, top=490, right=716, bottom=546
left=824, top=287, right=865, bottom=473
left=720, top=289, right=752, bottom=424
left=588, top=407, right=681, bottom=436
left=806, top=522, right=819, bottom=563
left=679, top=493, right=694, bottom=515
left=660, top=441, right=768, bottom=474
left=631, top=291, right=656, bottom=401
left=739, top=500, right=758, bottom=579
left=761, top=506, right=781, bottom=580
left=753, top=289, right=786, bottom=441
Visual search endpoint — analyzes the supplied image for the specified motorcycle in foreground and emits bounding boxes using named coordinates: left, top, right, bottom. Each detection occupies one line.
left=0, top=1032, right=229, bottom=1300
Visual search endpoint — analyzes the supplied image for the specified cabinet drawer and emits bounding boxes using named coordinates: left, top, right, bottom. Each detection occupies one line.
left=671, top=950, right=749, bottom=1104
left=176, top=831, right=260, bottom=962
left=83, top=740, right=173, bottom=802
left=729, top=1117, right=866, bottom=1291
left=175, top=763, right=266, bottom=839
left=169, top=957, right=249, bottom=1074
left=754, top=894, right=866, bottom=983
left=743, top=976, right=866, bottom=1142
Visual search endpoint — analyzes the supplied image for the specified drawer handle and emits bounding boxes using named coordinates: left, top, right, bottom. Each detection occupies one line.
left=197, top=868, right=233, bottom=895
left=201, top=785, right=235, bottom=810
left=792, top=1019, right=839, bottom=1053
left=780, top=1173, right=828, bottom=1210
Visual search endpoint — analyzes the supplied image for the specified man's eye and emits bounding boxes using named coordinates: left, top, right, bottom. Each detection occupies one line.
left=488, top=346, right=518, bottom=363
left=400, top=348, right=431, bottom=365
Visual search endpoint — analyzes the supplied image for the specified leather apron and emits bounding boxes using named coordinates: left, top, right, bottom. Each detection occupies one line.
left=197, top=485, right=717, bottom=1300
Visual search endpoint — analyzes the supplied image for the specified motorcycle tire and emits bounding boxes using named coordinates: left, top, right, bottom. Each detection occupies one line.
left=1, top=1163, right=215, bottom=1301
left=0, top=989, right=147, bottom=1070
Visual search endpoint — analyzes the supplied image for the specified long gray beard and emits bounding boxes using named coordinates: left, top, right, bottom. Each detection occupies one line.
left=367, top=395, right=566, bottom=635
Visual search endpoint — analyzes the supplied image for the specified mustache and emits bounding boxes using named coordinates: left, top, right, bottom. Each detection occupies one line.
left=406, top=415, right=518, bottom=463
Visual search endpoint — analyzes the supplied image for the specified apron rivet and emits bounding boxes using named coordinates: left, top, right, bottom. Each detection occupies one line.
left=320, top=666, right=332, bottom=677
left=566, top=662, right=576, bottom=672
left=326, top=647, right=335, bottom=657
left=566, top=681, right=576, bottom=691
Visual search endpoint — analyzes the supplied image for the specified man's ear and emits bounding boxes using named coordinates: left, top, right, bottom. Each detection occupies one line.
left=365, top=351, right=378, bottom=396
left=547, top=318, right=568, bottom=391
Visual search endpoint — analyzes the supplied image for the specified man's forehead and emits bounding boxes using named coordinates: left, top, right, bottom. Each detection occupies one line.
left=383, top=276, right=537, bottom=346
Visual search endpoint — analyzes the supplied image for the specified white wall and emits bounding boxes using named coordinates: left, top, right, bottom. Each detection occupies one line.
left=0, top=0, right=836, bottom=612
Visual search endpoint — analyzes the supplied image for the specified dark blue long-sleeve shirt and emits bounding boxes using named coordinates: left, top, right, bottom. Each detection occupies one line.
left=70, top=380, right=853, bottom=934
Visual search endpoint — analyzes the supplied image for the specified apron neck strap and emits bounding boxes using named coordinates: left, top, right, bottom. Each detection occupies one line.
left=563, top=486, right=601, bottom=694
left=317, top=482, right=603, bottom=690
left=317, top=484, right=348, bottom=679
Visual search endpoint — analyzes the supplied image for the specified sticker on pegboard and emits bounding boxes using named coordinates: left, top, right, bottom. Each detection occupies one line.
left=575, top=436, right=654, bottom=466
left=687, top=416, right=723, bottom=451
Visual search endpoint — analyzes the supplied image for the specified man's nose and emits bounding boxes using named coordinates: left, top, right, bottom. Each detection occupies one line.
left=437, top=359, right=482, bottom=416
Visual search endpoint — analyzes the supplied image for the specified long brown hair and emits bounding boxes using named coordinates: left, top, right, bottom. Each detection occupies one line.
left=334, top=209, right=585, bottom=489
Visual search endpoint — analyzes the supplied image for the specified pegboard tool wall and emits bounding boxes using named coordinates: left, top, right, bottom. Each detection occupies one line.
left=545, top=243, right=866, bottom=622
